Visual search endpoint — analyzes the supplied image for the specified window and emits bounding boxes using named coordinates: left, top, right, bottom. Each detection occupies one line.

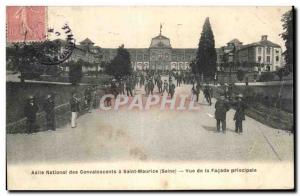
left=158, top=54, right=163, bottom=60
left=144, top=54, right=149, bottom=61
left=258, top=47, right=262, bottom=53
left=172, top=54, right=177, bottom=61
left=137, top=54, right=143, bottom=61
left=276, top=56, right=279, bottom=62
left=266, top=56, right=271, bottom=63
left=257, top=56, right=262, bottom=62
left=165, top=53, right=169, bottom=60
left=266, top=47, right=271, bottom=55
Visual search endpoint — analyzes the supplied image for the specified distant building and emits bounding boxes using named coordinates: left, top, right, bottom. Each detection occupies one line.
left=236, top=35, right=282, bottom=71
left=217, top=35, right=282, bottom=72
left=65, top=38, right=102, bottom=73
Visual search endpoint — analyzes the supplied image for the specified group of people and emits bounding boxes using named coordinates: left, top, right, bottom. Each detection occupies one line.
left=24, top=94, right=56, bottom=134
left=188, top=79, right=247, bottom=134
left=191, top=83, right=212, bottom=105
left=109, top=72, right=177, bottom=98
left=214, top=94, right=247, bottom=134
left=24, top=86, right=98, bottom=133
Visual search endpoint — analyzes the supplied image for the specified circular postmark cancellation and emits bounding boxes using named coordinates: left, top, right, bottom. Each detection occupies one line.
left=35, top=24, right=76, bottom=65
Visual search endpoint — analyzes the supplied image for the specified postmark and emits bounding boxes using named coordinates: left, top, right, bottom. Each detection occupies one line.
left=6, top=6, right=47, bottom=42
left=35, top=24, right=76, bottom=65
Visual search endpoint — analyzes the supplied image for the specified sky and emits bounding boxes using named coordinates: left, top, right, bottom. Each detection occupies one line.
left=47, top=6, right=291, bottom=49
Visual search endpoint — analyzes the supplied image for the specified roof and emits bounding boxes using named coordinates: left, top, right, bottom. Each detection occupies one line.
left=258, top=40, right=281, bottom=47
left=238, top=39, right=281, bottom=51
left=152, top=35, right=170, bottom=40
left=80, top=38, right=94, bottom=45
left=227, top=39, right=242, bottom=44
left=150, top=34, right=172, bottom=48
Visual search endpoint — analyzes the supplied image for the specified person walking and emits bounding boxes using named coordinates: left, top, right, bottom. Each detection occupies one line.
left=233, top=94, right=247, bottom=134
left=70, top=92, right=80, bottom=128
left=162, top=80, right=169, bottom=96
left=24, top=95, right=39, bottom=133
left=204, top=85, right=212, bottom=105
left=140, top=74, right=145, bottom=87
left=125, top=77, right=132, bottom=96
left=215, top=95, right=230, bottom=133
left=169, top=81, right=176, bottom=99
left=43, top=94, right=56, bottom=131
left=157, top=78, right=162, bottom=93
left=148, top=79, right=154, bottom=95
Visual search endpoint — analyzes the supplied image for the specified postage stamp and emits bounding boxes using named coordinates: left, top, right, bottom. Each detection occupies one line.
left=6, top=6, right=47, bottom=42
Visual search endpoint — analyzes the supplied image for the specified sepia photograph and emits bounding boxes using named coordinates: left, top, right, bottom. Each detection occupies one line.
left=5, top=5, right=295, bottom=190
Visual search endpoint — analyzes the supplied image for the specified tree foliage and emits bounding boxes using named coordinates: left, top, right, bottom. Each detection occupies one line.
left=280, top=8, right=293, bottom=72
left=236, top=70, right=245, bottom=81
left=105, top=45, right=132, bottom=79
left=195, top=17, right=217, bottom=78
left=6, top=41, right=64, bottom=82
left=68, top=59, right=83, bottom=85
left=6, top=43, right=45, bottom=81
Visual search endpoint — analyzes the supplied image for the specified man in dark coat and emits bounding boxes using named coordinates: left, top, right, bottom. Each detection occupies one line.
left=140, top=74, right=145, bottom=87
left=148, top=79, right=154, bottom=95
left=126, top=77, right=133, bottom=97
left=215, top=95, right=230, bottom=133
left=169, top=82, right=176, bottom=98
left=24, top=96, right=39, bottom=133
left=204, top=85, right=212, bottom=105
left=43, top=94, right=56, bottom=131
left=162, top=80, right=169, bottom=96
left=233, top=94, right=247, bottom=133
left=157, top=78, right=162, bottom=93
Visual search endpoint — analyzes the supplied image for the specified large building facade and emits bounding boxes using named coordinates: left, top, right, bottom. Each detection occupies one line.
left=66, top=32, right=282, bottom=73
left=101, top=32, right=197, bottom=71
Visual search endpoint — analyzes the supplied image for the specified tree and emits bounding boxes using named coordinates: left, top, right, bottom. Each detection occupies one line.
left=68, top=60, right=83, bottom=85
left=276, top=67, right=289, bottom=81
left=105, top=45, right=132, bottom=79
left=280, top=8, right=293, bottom=72
left=6, top=41, right=65, bottom=82
left=237, top=70, right=245, bottom=82
left=6, top=43, right=45, bottom=82
left=195, top=17, right=217, bottom=78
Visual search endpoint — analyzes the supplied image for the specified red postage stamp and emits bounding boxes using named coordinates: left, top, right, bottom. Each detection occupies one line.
left=6, top=6, right=47, bottom=42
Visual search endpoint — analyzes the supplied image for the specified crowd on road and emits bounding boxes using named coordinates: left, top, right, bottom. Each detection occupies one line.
left=22, top=70, right=248, bottom=135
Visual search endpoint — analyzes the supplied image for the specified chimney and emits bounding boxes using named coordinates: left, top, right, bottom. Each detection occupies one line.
left=261, top=35, right=268, bottom=41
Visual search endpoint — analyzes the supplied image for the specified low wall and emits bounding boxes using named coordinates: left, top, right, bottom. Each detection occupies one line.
left=211, top=81, right=294, bottom=131
left=6, top=89, right=105, bottom=134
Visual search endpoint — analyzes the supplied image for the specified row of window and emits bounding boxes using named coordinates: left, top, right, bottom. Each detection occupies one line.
left=257, top=56, right=280, bottom=63
left=257, top=47, right=280, bottom=55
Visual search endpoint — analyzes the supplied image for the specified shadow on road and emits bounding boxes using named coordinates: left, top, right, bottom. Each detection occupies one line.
left=202, top=125, right=217, bottom=132
left=202, top=125, right=238, bottom=134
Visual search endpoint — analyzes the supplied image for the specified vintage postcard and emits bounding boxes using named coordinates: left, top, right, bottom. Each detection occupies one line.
left=6, top=6, right=294, bottom=190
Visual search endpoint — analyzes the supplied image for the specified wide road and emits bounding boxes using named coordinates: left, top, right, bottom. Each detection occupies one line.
left=7, top=79, right=293, bottom=164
